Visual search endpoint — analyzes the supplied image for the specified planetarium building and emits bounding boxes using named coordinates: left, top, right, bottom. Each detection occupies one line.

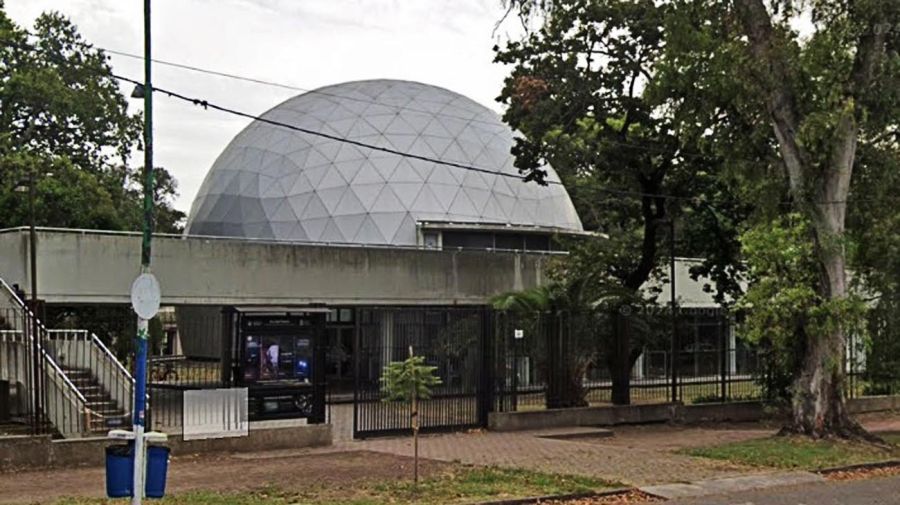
left=168, top=80, right=587, bottom=418
left=0, top=80, right=728, bottom=439
left=186, top=79, right=583, bottom=250
left=0, top=80, right=591, bottom=436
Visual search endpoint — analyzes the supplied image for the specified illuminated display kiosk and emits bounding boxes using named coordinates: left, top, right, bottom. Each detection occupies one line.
left=228, top=307, right=327, bottom=423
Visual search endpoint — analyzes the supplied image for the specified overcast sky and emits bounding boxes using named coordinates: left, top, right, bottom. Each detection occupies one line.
left=7, top=0, right=520, bottom=214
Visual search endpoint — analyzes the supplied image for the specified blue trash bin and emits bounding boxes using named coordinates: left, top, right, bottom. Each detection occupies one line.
left=105, top=444, right=134, bottom=498
left=145, top=445, right=170, bottom=499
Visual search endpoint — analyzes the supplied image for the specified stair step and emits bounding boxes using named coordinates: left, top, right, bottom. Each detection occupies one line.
left=90, top=412, right=126, bottom=419
left=85, top=396, right=113, bottom=404
left=86, top=401, right=118, bottom=408
left=62, top=369, right=92, bottom=376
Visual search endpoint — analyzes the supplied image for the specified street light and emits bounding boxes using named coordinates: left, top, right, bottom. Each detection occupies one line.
left=15, top=168, right=51, bottom=434
left=126, top=2, right=157, bottom=504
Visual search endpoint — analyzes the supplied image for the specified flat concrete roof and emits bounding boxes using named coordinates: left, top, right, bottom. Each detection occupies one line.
left=0, top=227, right=554, bottom=306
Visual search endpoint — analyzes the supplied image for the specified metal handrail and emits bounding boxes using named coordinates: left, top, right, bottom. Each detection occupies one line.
left=44, top=328, right=134, bottom=384
left=37, top=342, right=88, bottom=404
left=91, top=332, right=135, bottom=383
left=0, top=277, right=89, bottom=413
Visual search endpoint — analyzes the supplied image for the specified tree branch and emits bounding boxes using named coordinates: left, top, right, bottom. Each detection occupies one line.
left=820, top=18, right=888, bottom=229
left=734, top=0, right=807, bottom=194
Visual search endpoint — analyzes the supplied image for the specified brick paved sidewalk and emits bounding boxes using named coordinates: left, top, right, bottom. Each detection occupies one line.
left=345, top=427, right=762, bottom=486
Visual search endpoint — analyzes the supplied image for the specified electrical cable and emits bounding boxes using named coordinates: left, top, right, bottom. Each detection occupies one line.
left=2, top=37, right=893, bottom=206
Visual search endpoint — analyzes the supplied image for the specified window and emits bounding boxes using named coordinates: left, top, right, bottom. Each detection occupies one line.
left=423, top=231, right=440, bottom=249
left=442, top=231, right=493, bottom=249
left=495, top=233, right=524, bottom=250
left=525, top=234, right=550, bottom=251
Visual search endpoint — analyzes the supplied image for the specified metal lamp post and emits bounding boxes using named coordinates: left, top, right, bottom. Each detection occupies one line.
left=129, top=1, right=156, bottom=503
left=15, top=167, right=47, bottom=434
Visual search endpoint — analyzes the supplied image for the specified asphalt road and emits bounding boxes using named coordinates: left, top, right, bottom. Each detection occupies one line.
left=668, top=474, right=900, bottom=505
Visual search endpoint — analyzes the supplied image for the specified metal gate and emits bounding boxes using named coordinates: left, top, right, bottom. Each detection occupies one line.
left=352, top=307, right=490, bottom=439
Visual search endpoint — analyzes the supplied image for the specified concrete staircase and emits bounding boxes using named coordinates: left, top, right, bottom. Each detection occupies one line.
left=60, top=366, right=129, bottom=434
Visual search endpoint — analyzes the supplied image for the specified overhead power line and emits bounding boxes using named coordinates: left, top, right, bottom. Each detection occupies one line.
left=124, top=73, right=725, bottom=203
left=118, top=75, right=887, bottom=206
left=99, top=50, right=898, bottom=206
left=1, top=37, right=886, bottom=206
left=100, top=47, right=766, bottom=166
left=102, top=47, right=505, bottom=128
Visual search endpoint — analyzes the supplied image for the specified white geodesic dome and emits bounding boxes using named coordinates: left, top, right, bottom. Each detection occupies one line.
left=186, top=79, right=583, bottom=245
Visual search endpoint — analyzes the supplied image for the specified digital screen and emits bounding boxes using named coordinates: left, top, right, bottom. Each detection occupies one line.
left=243, top=336, right=261, bottom=381
left=295, top=338, right=311, bottom=380
left=245, top=334, right=312, bottom=383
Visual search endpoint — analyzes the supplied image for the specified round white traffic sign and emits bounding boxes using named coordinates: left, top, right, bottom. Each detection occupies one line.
left=130, top=273, right=161, bottom=319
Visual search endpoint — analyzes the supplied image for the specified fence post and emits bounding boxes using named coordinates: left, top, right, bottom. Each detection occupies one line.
left=477, top=307, right=495, bottom=428
left=719, top=315, right=727, bottom=402
left=511, top=312, right=519, bottom=412
left=543, top=312, right=555, bottom=409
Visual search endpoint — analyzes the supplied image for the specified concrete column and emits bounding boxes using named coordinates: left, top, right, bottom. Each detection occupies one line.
left=380, top=311, right=394, bottom=368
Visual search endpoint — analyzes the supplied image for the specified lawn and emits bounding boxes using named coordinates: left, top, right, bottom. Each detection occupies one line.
left=48, top=467, right=619, bottom=505
left=683, top=433, right=900, bottom=471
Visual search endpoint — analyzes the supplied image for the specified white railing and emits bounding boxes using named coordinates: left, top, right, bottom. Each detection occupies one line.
left=45, top=329, right=134, bottom=422
left=91, top=331, right=134, bottom=416
left=0, top=278, right=132, bottom=438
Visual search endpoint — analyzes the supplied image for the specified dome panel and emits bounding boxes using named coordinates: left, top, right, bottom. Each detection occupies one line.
left=186, top=79, right=583, bottom=245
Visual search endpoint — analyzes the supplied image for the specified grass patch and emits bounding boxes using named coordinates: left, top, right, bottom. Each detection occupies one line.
left=881, top=432, right=900, bottom=446
left=48, top=467, right=617, bottom=505
left=683, top=435, right=900, bottom=470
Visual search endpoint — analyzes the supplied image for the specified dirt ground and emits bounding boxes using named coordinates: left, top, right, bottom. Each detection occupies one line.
left=0, top=450, right=449, bottom=505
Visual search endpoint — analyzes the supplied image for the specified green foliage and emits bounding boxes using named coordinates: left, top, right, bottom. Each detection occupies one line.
left=491, top=256, right=664, bottom=407
left=737, top=215, right=868, bottom=399
left=380, top=353, right=442, bottom=403
left=0, top=7, right=184, bottom=233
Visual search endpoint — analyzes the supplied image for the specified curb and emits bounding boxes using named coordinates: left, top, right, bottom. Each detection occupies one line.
left=475, top=486, right=641, bottom=505
left=816, top=459, right=900, bottom=475
left=639, top=471, right=824, bottom=500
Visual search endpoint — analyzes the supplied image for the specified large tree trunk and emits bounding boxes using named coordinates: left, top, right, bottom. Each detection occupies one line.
left=735, top=0, right=887, bottom=438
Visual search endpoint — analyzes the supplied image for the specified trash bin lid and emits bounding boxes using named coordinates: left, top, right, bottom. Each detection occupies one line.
left=144, top=431, right=168, bottom=443
left=107, top=429, right=136, bottom=440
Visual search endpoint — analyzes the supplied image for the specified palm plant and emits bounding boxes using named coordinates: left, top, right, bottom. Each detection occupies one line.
left=492, top=275, right=660, bottom=407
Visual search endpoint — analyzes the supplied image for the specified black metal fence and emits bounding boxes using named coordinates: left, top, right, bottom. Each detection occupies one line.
left=353, top=307, right=490, bottom=438
left=492, top=309, right=765, bottom=412
left=5, top=300, right=900, bottom=440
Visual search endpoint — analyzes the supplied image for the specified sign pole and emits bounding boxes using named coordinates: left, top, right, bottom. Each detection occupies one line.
left=132, top=1, right=155, bottom=503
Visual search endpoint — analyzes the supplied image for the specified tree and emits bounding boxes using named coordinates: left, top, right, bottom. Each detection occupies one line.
left=502, top=0, right=898, bottom=438
left=0, top=5, right=185, bottom=233
left=495, top=0, right=741, bottom=404
left=380, top=348, right=442, bottom=484
left=492, top=271, right=661, bottom=408
left=658, top=0, right=898, bottom=438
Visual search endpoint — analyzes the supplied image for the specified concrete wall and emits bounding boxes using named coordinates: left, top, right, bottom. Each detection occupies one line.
left=0, top=229, right=550, bottom=305
left=0, top=232, right=25, bottom=294
left=489, top=403, right=679, bottom=431
left=0, top=423, right=331, bottom=472
left=488, top=396, right=900, bottom=432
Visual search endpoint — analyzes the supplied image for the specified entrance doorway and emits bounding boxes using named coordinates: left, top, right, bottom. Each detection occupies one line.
left=325, top=308, right=355, bottom=398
